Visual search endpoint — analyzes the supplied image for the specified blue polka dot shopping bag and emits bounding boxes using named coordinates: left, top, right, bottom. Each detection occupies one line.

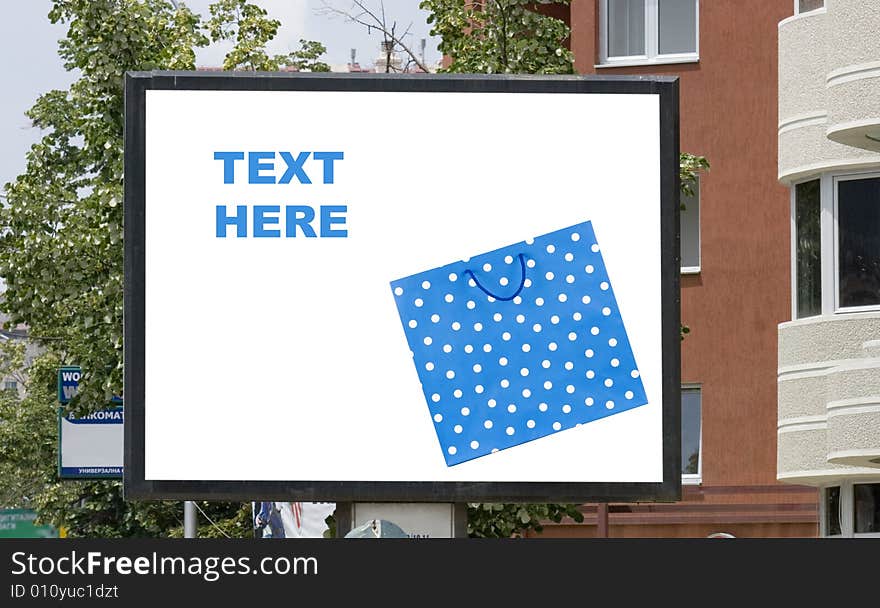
left=390, top=221, right=648, bottom=467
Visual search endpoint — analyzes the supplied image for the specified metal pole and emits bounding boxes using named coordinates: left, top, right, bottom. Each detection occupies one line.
left=184, top=501, right=198, bottom=538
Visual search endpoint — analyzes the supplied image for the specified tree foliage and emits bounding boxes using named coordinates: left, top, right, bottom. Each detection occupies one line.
left=421, top=0, right=574, bottom=74
left=0, top=0, right=326, bottom=537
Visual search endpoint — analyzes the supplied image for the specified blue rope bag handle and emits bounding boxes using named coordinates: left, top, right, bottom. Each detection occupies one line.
left=463, top=253, right=528, bottom=302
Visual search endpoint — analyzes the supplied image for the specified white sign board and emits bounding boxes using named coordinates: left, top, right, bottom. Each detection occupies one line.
left=59, top=408, right=123, bottom=478
left=124, top=73, right=681, bottom=502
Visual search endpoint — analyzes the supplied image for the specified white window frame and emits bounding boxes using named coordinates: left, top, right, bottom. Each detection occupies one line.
left=681, top=384, right=702, bottom=485
left=598, top=0, right=700, bottom=68
left=789, top=170, right=880, bottom=319
left=820, top=481, right=880, bottom=538
left=681, top=175, right=701, bottom=274
left=793, top=0, right=824, bottom=16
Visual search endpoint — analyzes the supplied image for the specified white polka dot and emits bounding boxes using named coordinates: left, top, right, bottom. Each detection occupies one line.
left=604, top=379, right=613, bottom=388
left=473, top=322, right=483, bottom=331
left=454, top=424, right=463, bottom=434
left=545, top=271, right=555, bottom=281
left=609, top=338, right=618, bottom=347
left=493, top=313, right=503, bottom=322
left=467, top=279, right=476, bottom=287
left=430, top=314, right=440, bottom=323
left=500, top=379, right=510, bottom=388
left=421, top=280, right=431, bottom=289
left=565, top=253, right=574, bottom=262
left=448, top=446, right=457, bottom=455
left=513, top=296, right=522, bottom=305
left=484, top=420, right=493, bottom=429
left=499, top=357, right=508, bottom=366
left=564, top=361, right=574, bottom=370
left=461, top=407, right=471, bottom=416
left=605, top=400, right=615, bottom=409
left=425, top=362, right=435, bottom=371
left=516, top=314, right=525, bottom=323
left=552, top=422, right=562, bottom=431
left=507, top=404, right=517, bottom=413
left=453, top=389, right=463, bottom=398
left=591, top=326, right=600, bottom=336
left=467, top=300, right=476, bottom=310
left=448, top=273, right=457, bottom=282
left=444, top=294, right=454, bottom=303
left=591, top=244, right=600, bottom=253
left=491, top=448, right=499, bottom=453
left=535, top=297, right=545, bottom=306
left=566, top=385, right=575, bottom=394
left=521, top=344, right=531, bottom=353
left=566, top=275, right=575, bottom=284
left=488, top=399, right=497, bottom=408
left=611, top=358, right=620, bottom=367
left=502, top=332, right=512, bottom=341
left=568, top=332, right=577, bottom=341
left=549, top=342, right=558, bottom=351
left=533, top=323, right=543, bottom=332
left=394, top=287, right=404, bottom=296
left=446, top=370, right=455, bottom=379
left=558, top=294, right=568, bottom=303
left=473, top=363, right=482, bottom=373
left=470, top=440, right=480, bottom=449
left=585, top=349, right=594, bottom=358
left=522, top=388, right=532, bottom=398
left=573, top=312, right=582, bottom=321
left=542, top=359, right=551, bottom=369
left=625, top=391, right=634, bottom=400
left=483, top=263, right=492, bottom=272
left=600, top=282, right=609, bottom=291
left=520, top=367, right=529, bottom=377
left=562, top=404, right=572, bottom=413
left=499, top=276, right=509, bottom=286
left=631, top=370, right=640, bottom=378
left=571, top=233, right=580, bottom=242
left=434, top=413, right=443, bottom=422
left=423, top=337, right=433, bottom=346
left=546, top=244, right=556, bottom=254
left=475, top=385, right=484, bottom=394
left=452, top=322, right=461, bottom=331
left=527, top=419, right=536, bottom=429
left=543, top=380, right=553, bottom=390
left=483, top=344, right=492, bottom=353
left=602, top=307, right=611, bottom=316
left=415, top=298, right=424, bottom=307
left=464, top=344, right=473, bottom=353
left=506, top=426, right=515, bottom=435
left=431, top=393, right=440, bottom=402
left=586, top=370, right=595, bottom=379
left=443, top=344, right=453, bottom=353
left=539, top=402, right=549, bottom=412
left=585, top=397, right=594, bottom=406
left=408, top=320, right=418, bottom=328
left=526, top=259, right=536, bottom=268
left=585, top=265, right=594, bottom=274
left=504, top=255, right=513, bottom=264
left=550, top=315, right=560, bottom=325
left=582, top=295, right=592, bottom=304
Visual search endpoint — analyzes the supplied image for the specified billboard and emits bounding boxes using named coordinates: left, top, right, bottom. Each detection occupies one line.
left=124, top=73, right=680, bottom=502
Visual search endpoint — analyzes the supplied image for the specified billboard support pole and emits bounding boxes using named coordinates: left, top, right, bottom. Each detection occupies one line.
left=184, top=501, right=197, bottom=538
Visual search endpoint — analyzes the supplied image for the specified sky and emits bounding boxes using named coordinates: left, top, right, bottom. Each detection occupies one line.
left=0, top=0, right=440, bottom=191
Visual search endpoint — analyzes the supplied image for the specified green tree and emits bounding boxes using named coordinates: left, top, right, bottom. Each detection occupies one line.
left=0, top=0, right=327, bottom=537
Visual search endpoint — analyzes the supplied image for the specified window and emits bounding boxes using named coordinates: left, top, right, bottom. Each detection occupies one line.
left=794, top=179, right=821, bottom=318
left=681, top=386, right=701, bottom=483
left=601, top=1, right=699, bottom=65
left=680, top=179, right=700, bottom=272
left=836, top=176, right=880, bottom=309
left=824, top=486, right=841, bottom=536
left=820, top=482, right=880, bottom=537
left=789, top=171, right=880, bottom=318
left=795, top=0, right=824, bottom=15
left=3, top=380, right=16, bottom=391
left=854, top=483, right=880, bottom=535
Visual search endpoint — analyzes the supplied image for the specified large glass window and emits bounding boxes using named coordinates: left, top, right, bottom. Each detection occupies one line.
left=681, top=181, right=700, bottom=272
left=795, top=180, right=821, bottom=318
left=837, top=176, right=880, bottom=309
left=603, top=1, right=698, bottom=64
left=825, top=486, right=841, bottom=536
left=681, top=387, right=701, bottom=481
left=854, top=483, right=880, bottom=534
